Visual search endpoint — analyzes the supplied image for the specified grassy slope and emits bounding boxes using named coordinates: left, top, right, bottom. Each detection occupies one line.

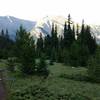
left=7, top=62, right=100, bottom=100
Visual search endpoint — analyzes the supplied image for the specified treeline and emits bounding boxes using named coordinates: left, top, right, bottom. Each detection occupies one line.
left=0, top=29, right=14, bottom=59
left=0, top=14, right=97, bottom=65
left=36, top=14, right=97, bottom=67
left=0, top=14, right=100, bottom=82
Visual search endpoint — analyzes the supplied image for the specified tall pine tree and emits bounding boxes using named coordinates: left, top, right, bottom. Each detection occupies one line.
left=36, top=33, right=44, bottom=57
left=63, top=14, right=74, bottom=49
left=15, top=25, right=36, bottom=74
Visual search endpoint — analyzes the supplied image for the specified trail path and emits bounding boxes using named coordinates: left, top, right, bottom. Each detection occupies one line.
left=0, top=79, right=6, bottom=100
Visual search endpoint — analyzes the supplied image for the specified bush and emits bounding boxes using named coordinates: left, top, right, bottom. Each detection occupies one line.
left=49, top=59, right=54, bottom=65
left=88, top=47, right=100, bottom=82
left=37, top=56, right=49, bottom=78
left=6, top=57, right=16, bottom=72
left=20, top=59, right=36, bottom=75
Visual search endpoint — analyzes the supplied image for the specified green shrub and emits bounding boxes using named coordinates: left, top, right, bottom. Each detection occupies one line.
left=6, top=57, right=16, bottom=72
left=9, top=84, right=91, bottom=100
left=49, top=59, right=54, bottom=65
left=88, top=47, right=100, bottom=83
left=37, top=56, right=49, bottom=78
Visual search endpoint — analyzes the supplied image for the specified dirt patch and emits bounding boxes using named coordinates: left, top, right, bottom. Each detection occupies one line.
left=0, top=80, right=6, bottom=100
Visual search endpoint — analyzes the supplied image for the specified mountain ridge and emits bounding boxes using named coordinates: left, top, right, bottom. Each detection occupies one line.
left=30, top=16, right=100, bottom=43
left=0, top=15, right=100, bottom=43
left=0, top=16, right=36, bottom=39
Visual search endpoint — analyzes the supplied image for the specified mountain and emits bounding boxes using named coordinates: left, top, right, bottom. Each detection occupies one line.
left=30, top=16, right=67, bottom=38
left=30, top=16, right=100, bottom=43
left=0, top=15, right=100, bottom=43
left=0, top=16, right=36, bottom=39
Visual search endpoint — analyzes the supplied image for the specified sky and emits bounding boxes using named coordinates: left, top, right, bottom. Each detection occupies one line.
left=0, top=0, right=100, bottom=24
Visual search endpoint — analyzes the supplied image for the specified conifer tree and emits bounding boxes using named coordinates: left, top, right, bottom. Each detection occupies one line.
left=67, top=14, right=74, bottom=46
left=77, top=20, right=97, bottom=55
left=54, top=25, right=58, bottom=50
left=57, top=36, right=64, bottom=63
left=64, top=22, right=67, bottom=38
left=36, top=33, right=44, bottom=57
left=37, top=55, right=49, bottom=77
left=70, top=41, right=89, bottom=67
left=63, top=21, right=68, bottom=48
left=76, top=21, right=92, bottom=66
left=50, top=23, right=59, bottom=61
left=51, top=23, right=58, bottom=48
left=88, top=47, right=100, bottom=82
left=5, top=29, right=9, bottom=40
left=1, top=29, right=4, bottom=37
left=51, top=23, right=55, bottom=40
left=15, top=26, right=35, bottom=75
left=44, top=35, right=52, bottom=58
left=72, top=24, right=75, bottom=41
left=76, top=24, right=79, bottom=39
left=63, top=14, right=74, bottom=49
left=77, top=20, right=85, bottom=44
left=0, top=29, right=14, bottom=58
left=85, top=25, right=97, bottom=54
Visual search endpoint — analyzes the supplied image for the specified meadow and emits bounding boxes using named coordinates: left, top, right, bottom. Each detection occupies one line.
left=0, top=61, right=99, bottom=100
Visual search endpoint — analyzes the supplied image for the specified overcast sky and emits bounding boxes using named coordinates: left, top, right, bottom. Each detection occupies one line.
left=0, top=0, right=100, bottom=24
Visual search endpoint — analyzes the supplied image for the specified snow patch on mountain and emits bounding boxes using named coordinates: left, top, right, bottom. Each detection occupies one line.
left=30, top=16, right=68, bottom=38
left=7, top=16, right=13, bottom=23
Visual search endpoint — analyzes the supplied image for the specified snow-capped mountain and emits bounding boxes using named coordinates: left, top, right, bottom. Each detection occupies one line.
left=0, top=16, right=36, bottom=39
left=30, top=16, right=100, bottom=43
left=30, top=16, right=67, bottom=38
left=0, top=15, right=100, bottom=43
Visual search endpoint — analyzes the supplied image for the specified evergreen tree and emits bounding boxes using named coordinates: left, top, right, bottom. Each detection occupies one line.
left=70, top=41, right=89, bottom=67
left=77, top=20, right=85, bottom=44
left=72, top=24, right=75, bottom=41
left=5, top=30, right=9, bottom=38
left=57, top=36, right=64, bottom=63
left=1, top=29, right=4, bottom=37
left=63, top=14, right=75, bottom=65
left=76, top=24, right=79, bottom=37
left=63, top=14, right=74, bottom=49
left=63, top=49, right=70, bottom=65
left=67, top=14, right=74, bottom=47
left=15, top=25, right=36, bottom=75
left=50, top=23, right=59, bottom=62
left=51, top=23, right=58, bottom=49
left=0, top=29, right=14, bottom=58
left=75, top=21, right=95, bottom=66
left=50, top=47, right=56, bottom=64
left=69, top=41, right=80, bottom=67
left=51, top=23, right=55, bottom=39
left=44, top=34, right=52, bottom=58
left=36, top=33, right=44, bottom=57
left=63, top=21, right=68, bottom=48
left=63, top=21, right=67, bottom=39
left=85, top=25, right=97, bottom=54
left=77, top=20, right=97, bottom=55
left=88, top=47, right=100, bottom=82
left=37, top=55, right=49, bottom=77
left=54, top=25, right=58, bottom=49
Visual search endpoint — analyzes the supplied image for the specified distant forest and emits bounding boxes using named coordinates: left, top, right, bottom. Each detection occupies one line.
left=0, top=14, right=100, bottom=82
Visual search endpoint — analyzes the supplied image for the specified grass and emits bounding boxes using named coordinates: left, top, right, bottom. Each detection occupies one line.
left=0, top=59, right=7, bottom=68
left=1, top=61, right=100, bottom=100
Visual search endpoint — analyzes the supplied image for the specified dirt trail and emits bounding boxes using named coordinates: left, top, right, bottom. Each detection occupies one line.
left=0, top=80, right=6, bottom=100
